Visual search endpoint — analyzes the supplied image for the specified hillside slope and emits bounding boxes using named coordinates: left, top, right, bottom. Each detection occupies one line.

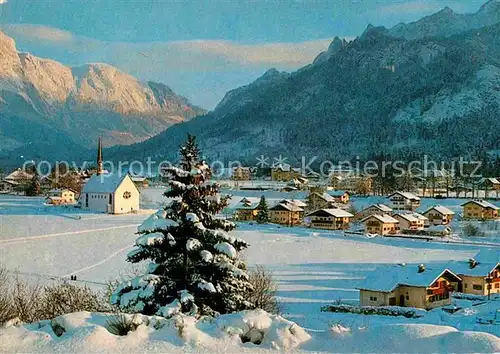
left=108, top=8, right=500, bottom=164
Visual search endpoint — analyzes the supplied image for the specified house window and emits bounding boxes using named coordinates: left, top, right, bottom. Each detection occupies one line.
left=464, top=284, right=468, bottom=289
left=369, top=296, right=377, bottom=301
left=473, top=284, right=482, bottom=290
left=495, top=283, right=499, bottom=289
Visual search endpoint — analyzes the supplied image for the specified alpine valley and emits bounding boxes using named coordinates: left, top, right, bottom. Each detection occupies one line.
left=2, top=1, right=500, bottom=166
left=106, top=1, right=500, bottom=165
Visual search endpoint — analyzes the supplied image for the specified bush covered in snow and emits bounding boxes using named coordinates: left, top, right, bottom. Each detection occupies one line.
left=321, top=304, right=425, bottom=318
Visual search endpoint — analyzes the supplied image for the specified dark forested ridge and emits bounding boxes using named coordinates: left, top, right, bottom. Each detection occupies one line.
left=108, top=20, right=500, bottom=165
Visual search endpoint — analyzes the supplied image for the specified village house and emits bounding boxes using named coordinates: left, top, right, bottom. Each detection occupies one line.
left=448, top=256, right=500, bottom=296
left=306, top=192, right=336, bottom=211
left=388, top=191, right=421, bottom=211
left=327, top=190, right=350, bottom=204
left=0, top=180, right=19, bottom=194
left=271, top=163, right=303, bottom=182
left=269, top=203, right=304, bottom=226
left=358, top=265, right=462, bottom=309
left=392, top=212, right=428, bottom=231
left=78, top=138, right=140, bottom=214
left=480, top=177, right=500, bottom=191
left=361, top=214, right=399, bottom=235
left=462, top=200, right=499, bottom=220
left=354, top=204, right=393, bottom=220
left=233, top=198, right=261, bottom=221
left=232, top=167, right=252, bottom=181
left=4, top=168, right=34, bottom=184
left=422, top=205, right=455, bottom=226
left=306, top=208, right=354, bottom=230
left=45, top=188, right=76, bottom=205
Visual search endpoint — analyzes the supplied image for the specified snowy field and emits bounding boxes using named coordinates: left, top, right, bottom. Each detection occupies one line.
left=0, top=191, right=499, bottom=352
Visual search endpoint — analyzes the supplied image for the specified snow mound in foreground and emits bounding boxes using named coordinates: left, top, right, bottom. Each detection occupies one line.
left=0, top=310, right=310, bottom=353
left=1, top=311, right=499, bottom=353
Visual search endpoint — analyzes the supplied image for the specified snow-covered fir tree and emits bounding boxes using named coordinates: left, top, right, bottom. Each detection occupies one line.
left=256, top=196, right=269, bottom=224
left=111, top=135, right=254, bottom=317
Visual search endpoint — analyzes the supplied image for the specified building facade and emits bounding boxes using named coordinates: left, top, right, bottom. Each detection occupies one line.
left=307, top=209, right=353, bottom=230
left=462, top=200, right=499, bottom=220
left=388, top=192, right=421, bottom=211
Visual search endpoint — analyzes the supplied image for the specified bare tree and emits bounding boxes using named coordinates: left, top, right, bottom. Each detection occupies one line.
left=247, top=265, right=281, bottom=314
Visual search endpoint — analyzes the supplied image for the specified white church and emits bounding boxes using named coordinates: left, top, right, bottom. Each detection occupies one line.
left=78, top=138, right=140, bottom=214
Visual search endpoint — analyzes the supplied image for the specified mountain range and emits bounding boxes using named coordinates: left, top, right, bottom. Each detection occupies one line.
left=1, top=0, right=500, bottom=167
left=107, top=0, right=500, bottom=165
left=0, top=31, right=205, bottom=164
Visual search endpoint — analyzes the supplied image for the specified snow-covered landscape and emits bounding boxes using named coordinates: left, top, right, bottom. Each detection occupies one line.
left=1, top=190, right=499, bottom=352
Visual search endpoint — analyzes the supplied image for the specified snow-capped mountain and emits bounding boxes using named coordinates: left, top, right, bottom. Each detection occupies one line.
left=0, top=31, right=205, bottom=160
left=108, top=2, right=500, bottom=164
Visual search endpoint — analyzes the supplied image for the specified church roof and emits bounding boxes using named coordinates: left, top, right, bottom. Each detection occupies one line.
left=81, top=173, right=131, bottom=194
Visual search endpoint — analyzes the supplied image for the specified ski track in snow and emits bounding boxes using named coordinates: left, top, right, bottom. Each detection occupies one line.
left=61, top=244, right=133, bottom=278
left=0, top=224, right=138, bottom=245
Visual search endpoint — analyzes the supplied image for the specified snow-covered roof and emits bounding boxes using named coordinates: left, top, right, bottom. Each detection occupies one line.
left=307, top=208, right=354, bottom=218
left=313, top=192, right=335, bottom=203
left=480, top=177, right=500, bottom=185
left=434, top=260, right=499, bottom=277
left=423, top=205, right=455, bottom=216
left=280, top=199, right=307, bottom=208
left=81, top=173, right=134, bottom=194
left=5, top=169, right=33, bottom=181
left=236, top=202, right=260, bottom=210
left=130, top=176, right=147, bottom=182
left=0, top=179, right=19, bottom=185
left=388, top=191, right=420, bottom=201
left=358, top=265, right=461, bottom=292
left=474, top=249, right=500, bottom=265
left=461, top=200, right=499, bottom=210
left=361, top=214, right=399, bottom=224
left=393, top=212, right=428, bottom=222
left=270, top=203, right=304, bottom=212
left=46, top=196, right=63, bottom=201
left=327, top=190, right=349, bottom=197
left=366, top=204, right=393, bottom=212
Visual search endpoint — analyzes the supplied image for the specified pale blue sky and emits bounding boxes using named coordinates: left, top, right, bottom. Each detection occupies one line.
left=0, top=0, right=487, bottom=108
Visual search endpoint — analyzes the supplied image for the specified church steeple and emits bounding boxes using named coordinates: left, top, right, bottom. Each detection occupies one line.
left=97, top=137, right=103, bottom=175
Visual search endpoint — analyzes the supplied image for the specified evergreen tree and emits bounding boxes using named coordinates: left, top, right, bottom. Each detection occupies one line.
left=256, top=196, right=269, bottom=224
left=111, top=135, right=254, bottom=317
left=26, top=168, right=41, bottom=196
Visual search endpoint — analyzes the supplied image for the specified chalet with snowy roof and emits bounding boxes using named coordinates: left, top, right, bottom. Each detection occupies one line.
left=447, top=256, right=500, bottom=296
left=78, top=138, right=140, bottom=214
left=392, top=212, right=427, bottom=231
left=358, top=265, right=461, bottom=309
left=269, top=203, right=304, bottom=226
left=388, top=192, right=421, bottom=211
left=307, top=192, right=336, bottom=211
left=0, top=179, right=19, bottom=194
left=462, top=200, right=499, bottom=220
left=46, top=188, right=76, bottom=205
left=327, top=190, right=350, bottom=204
left=233, top=198, right=261, bottom=221
left=480, top=177, right=500, bottom=191
left=5, top=168, right=33, bottom=184
left=307, top=208, right=353, bottom=230
left=271, top=163, right=303, bottom=181
left=422, top=205, right=455, bottom=225
left=355, top=204, right=393, bottom=220
left=361, top=214, right=399, bottom=235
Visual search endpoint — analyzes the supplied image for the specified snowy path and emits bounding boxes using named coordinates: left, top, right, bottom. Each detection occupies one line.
left=0, top=224, right=138, bottom=245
